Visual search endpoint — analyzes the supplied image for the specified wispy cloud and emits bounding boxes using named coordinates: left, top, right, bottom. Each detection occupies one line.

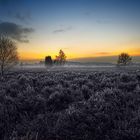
left=15, top=11, right=32, bottom=22
left=83, top=10, right=93, bottom=16
left=7, top=10, right=32, bottom=23
left=96, top=19, right=112, bottom=24
left=0, top=21, right=34, bottom=43
left=84, top=12, right=91, bottom=16
left=53, top=26, right=72, bottom=34
left=95, top=52, right=111, bottom=55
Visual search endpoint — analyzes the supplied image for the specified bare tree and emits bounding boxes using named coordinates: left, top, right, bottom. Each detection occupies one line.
left=0, top=36, right=18, bottom=77
left=117, top=53, right=132, bottom=66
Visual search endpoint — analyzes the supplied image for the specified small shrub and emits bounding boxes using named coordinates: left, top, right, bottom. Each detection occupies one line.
left=47, top=91, right=73, bottom=112
left=0, top=70, right=140, bottom=140
left=81, top=85, right=91, bottom=100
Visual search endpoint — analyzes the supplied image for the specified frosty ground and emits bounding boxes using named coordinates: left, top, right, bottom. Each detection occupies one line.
left=0, top=65, right=140, bottom=140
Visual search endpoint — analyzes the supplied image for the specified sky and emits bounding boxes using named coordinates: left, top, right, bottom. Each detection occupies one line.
left=0, top=0, right=140, bottom=61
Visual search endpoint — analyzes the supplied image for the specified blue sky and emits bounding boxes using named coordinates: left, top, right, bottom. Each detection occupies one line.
left=0, top=0, right=140, bottom=60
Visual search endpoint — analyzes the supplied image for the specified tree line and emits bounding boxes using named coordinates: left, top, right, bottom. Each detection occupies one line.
left=0, top=36, right=133, bottom=77
left=45, top=49, right=66, bottom=66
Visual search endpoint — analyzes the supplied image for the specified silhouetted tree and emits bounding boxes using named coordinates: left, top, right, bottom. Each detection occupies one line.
left=117, top=53, right=132, bottom=65
left=54, top=49, right=66, bottom=65
left=45, top=56, right=53, bottom=66
left=0, top=36, right=18, bottom=77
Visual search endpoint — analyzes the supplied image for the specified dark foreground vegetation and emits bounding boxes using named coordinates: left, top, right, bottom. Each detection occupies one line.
left=0, top=69, right=140, bottom=140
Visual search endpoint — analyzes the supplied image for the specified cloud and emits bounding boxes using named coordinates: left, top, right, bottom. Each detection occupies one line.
left=53, top=26, right=72, bottom=34
left=96, top=19, right=112, bottom=24
left=95, top=52, right=111, bottom=55
left=6, top=10, right=32, bottom=23
left=0, top=21, right=34, bottom=43
left=84, top=12, right=91, bottom=16
left=15, top=11, right=31, bottom=22
left=83, top=11, right=93, bottom=16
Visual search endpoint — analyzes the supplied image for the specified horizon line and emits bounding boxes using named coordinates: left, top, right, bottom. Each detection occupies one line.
left=19, top=55, right=140, bottom=61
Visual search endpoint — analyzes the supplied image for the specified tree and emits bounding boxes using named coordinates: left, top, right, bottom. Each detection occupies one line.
left=117, top=53, right=132, bottom=65
left=0, top=36, right=18, bottom=77
left=45, top=56, right=53, bottom=66
left=54, top=49, right=66, bottom=65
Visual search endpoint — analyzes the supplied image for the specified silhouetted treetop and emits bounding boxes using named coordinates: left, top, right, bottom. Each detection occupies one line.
left=117, top=53, right=132, bottom=65
left=55, top=49, right=66, bottom=65
left=45, top=56, right=53, bottom=66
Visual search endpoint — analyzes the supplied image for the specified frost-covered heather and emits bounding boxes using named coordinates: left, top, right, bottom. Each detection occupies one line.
left=0, top=69, right=140, bottom=140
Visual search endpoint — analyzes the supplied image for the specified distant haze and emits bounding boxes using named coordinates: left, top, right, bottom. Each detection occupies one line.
left=69, top=56, right=140, bottom=63
left=20, top=56, right=140, bottom=64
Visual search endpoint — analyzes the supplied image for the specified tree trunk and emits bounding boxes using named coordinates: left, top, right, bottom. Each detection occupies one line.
left=1, top=65, right=4, bottom=78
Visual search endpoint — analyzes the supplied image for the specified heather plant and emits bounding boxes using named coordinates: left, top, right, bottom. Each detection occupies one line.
left=0, top=70, right=140, bottom=140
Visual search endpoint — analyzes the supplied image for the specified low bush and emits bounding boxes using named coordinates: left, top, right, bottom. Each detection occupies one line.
left=0, top=70, right=140, bottom=140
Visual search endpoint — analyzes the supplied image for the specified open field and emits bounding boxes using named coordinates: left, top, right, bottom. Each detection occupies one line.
left=0, top=66, right=140, bottom=140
